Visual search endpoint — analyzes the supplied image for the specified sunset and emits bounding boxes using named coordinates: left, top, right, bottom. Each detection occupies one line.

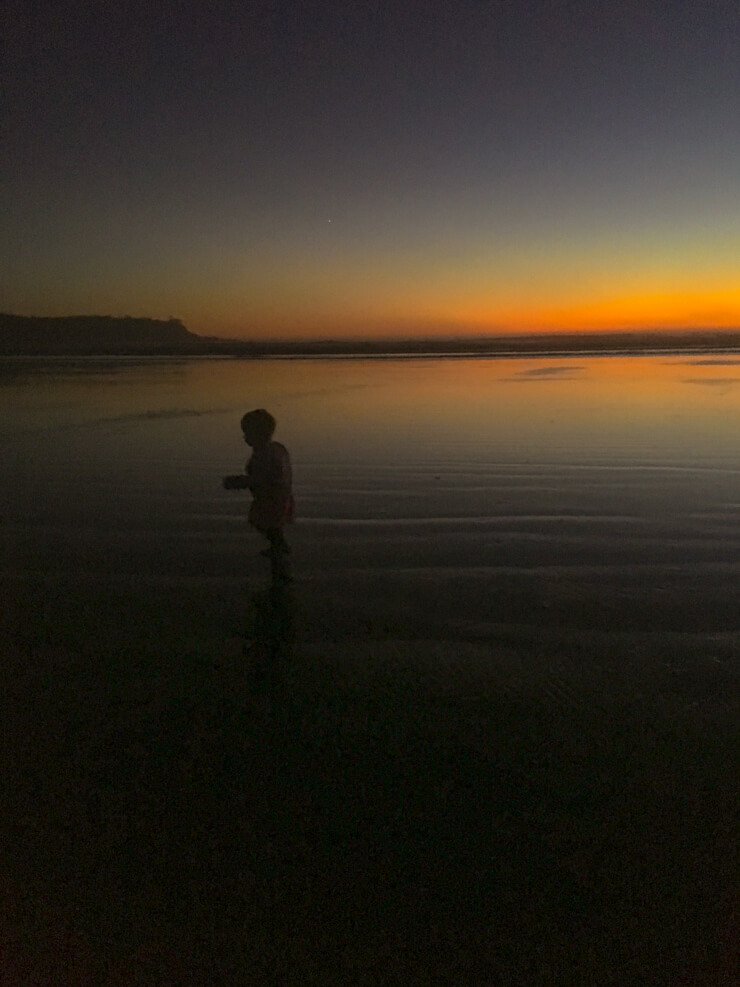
left=3, top=3, right=739, bottom=983
left=4, top=1, right=739, bottom=340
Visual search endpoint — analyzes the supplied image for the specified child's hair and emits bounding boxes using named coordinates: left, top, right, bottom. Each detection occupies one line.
left=241, top=408, right=276, bottom=441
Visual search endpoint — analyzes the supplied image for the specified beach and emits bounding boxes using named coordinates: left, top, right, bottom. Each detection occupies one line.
left=1, top=354, right=739, bottom=983
left=1, top=562, right=738, bottom=986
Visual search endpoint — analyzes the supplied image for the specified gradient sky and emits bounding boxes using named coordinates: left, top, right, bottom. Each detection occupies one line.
left=3, top=0, right=740, bottom=340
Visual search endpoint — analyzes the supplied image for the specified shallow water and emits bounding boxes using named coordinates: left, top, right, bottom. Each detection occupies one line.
left=2, top=353, right=739, bottom=632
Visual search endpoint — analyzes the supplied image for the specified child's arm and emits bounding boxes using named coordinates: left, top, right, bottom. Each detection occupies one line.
left=222, top=474, right=251, bottom=490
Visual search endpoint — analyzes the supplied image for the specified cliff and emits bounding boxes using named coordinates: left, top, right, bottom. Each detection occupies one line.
left=0, top=314, right=208, bottom=355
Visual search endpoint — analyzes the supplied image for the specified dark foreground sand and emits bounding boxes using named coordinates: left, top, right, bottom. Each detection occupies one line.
left=1, top=572, right=738, bottom=986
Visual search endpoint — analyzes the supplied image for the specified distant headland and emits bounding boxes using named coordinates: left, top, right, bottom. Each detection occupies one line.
left=0, top=314, right=209, bottom=356
left=1, top=313, right=739, bottom=358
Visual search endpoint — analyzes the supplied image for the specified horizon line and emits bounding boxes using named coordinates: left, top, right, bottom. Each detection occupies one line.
left=208, top=326, right=740, bottom=345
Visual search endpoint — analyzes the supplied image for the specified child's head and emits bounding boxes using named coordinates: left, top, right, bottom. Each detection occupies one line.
left=241, top=408, right=276, bottom=446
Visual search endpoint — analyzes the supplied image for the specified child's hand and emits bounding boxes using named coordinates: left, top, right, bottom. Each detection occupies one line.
left=223, top=474, right=249, bottom=490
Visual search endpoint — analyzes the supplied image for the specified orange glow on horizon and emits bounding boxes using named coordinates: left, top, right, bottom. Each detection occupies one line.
left=197, top=291, right=740, bottom=341
left=186, top=266, right=740, bottom=340
left=449, top=287, right=740, bottom=338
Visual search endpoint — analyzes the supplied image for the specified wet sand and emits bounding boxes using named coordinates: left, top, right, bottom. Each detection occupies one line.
left=1, top=568, right=738, bottom=986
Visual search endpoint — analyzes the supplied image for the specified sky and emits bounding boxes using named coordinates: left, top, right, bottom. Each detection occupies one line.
left=3, top=0, right=740, bottom=340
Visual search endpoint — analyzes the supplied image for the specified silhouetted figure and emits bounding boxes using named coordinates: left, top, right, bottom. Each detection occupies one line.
left=223, top=408, right=294, bottom=583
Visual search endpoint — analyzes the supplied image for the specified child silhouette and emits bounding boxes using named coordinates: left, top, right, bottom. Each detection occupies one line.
left=223, top=409, right=294, bottom=578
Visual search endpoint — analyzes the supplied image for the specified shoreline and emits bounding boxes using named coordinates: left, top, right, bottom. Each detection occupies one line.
left=2, top=327, right=740, bottom=360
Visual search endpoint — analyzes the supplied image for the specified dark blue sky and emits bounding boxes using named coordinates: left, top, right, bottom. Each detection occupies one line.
left=3, top=0, right=740, bottom=338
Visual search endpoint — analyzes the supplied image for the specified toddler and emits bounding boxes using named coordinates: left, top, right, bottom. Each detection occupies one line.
left=223, top=409, right=294, bottom=567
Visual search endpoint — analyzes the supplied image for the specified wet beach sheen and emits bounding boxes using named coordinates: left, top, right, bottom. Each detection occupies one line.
left=1, top=354, right=739, bottom=984
left=2, top=353, right=739, bottom=633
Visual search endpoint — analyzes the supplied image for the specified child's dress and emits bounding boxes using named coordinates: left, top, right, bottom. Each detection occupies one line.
left=246, top=441, right=294, bottom=532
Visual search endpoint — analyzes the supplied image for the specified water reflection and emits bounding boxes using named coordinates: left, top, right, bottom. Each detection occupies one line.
left=243, top=582, right=295, bottom=693
left=1, top=353, right=738, bottom=632
left=4, top=354, right=737, bottom=986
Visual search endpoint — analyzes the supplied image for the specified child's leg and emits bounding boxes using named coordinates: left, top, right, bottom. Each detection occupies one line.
left=264, top=527, right=292, bottom=582
left=265, top=527, right=290, bottom=554
left=259, top=528, right=290, bottom=568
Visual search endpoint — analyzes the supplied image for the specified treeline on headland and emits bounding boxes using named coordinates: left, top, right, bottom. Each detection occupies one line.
left=2, top=313, right=739, bottom=357
left=0, top=314, right=217, bottom=356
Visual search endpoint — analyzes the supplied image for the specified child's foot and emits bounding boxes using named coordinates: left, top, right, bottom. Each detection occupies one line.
left=260, top=543, right=291, bottom=557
